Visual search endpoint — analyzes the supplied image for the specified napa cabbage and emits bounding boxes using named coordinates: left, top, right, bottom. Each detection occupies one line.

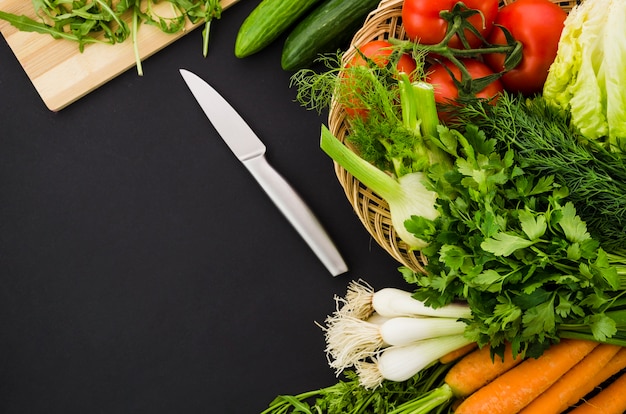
left=543, top=0, right=626, bottom=153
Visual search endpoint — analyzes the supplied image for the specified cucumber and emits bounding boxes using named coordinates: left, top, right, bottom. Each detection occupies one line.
left=281, top=0, right=381, bottom=71
left=235, top=0, right=323, bottom=58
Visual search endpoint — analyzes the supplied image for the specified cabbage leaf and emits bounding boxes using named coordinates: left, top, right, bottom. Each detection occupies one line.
left=543, top=0, right=626, bottom=152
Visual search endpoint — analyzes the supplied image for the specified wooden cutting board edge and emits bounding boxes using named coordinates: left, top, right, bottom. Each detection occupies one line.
left=0, top=0, right=240, bottom=112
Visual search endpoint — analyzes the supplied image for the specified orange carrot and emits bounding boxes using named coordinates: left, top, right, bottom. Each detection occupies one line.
left=568, top=371, right=626, bottom=414
left=593, top=347, right=626, bottom=381
left=439, top=342, right=478, bottom=364
left=569, top=346, right=626, bottom=406
left=519, top=343, right=622, bottom=414
left=445, top=342, right=524, bottom=397
left=454, top=339, right=599, bottom=414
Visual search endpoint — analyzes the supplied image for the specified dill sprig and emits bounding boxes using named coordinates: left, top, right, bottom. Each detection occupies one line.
left=292, top=50, right=452, bottom=179
left=455, top=94, right=626, bottom=252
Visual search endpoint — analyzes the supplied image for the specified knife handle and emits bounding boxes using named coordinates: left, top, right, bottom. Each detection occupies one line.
left=243, top=155, right=348, bottom=276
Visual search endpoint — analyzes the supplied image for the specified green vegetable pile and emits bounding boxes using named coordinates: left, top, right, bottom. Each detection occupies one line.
left=312, top=59, right=626, bottom=357
left=0, top=0, right=223, bottom=74
left=406, top=95, right=626, bottom=358
left=458, top=96, right=626, bottom=252
left=262, top=0, right=626, bottom=410
left=290, top=0, right=626, bottom=358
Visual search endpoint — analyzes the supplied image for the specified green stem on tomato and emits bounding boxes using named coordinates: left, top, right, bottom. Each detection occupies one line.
left=393, top=36, right=516, bottom=59
left=388, top=35, right=519, bottom=65
left=438, top=10, right=469, bottom=48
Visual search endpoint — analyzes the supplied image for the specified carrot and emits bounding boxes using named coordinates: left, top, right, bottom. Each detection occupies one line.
left=592, top=347, right=626, bottom=382
left=445, top=342, right=524, bottom=397
left=439, top=342, right=478, bottom=365
left=568, top=346, right=626, bottom=406
left=454, top=339, right=599, bottom=414
left=519, top=343, right=622, bottom=414
left=568, top=371, right=626, bottom=414
left=565, top=346, right=626, bottom=409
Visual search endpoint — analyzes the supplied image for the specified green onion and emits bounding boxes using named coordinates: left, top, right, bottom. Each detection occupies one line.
left=356, top=335, right=473, bottom=388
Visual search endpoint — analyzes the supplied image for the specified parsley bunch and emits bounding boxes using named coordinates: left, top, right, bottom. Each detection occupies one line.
left=456, top=94, right=626, bottom=252
left=404, top=123, right=626, bottom=358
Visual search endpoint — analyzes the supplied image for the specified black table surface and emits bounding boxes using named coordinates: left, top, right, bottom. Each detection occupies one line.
left=0, top=2, right=406, bottom=412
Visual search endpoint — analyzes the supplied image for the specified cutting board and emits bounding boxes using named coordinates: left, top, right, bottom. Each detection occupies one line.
left=0, top=0, right=240, bottom=111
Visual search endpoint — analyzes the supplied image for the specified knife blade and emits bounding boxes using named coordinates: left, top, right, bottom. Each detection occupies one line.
left=179, top=69, right=347, bottom=276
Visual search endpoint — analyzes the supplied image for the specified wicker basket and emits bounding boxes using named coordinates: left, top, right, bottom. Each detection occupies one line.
left=328, top=0, right=577, bottom=273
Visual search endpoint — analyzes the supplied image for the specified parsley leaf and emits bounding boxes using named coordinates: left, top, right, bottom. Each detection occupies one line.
left=406, top=121, right=626, bottom=355
left=481, top=232, right=534, bottom=256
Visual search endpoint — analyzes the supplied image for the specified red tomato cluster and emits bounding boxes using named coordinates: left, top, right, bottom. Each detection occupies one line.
left=401, top=0, right=567, bottom=100
left=342, top=0, right=567, bottom=121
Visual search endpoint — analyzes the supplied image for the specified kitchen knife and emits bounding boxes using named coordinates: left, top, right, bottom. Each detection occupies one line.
left=179, top=69, right=348, bottom=276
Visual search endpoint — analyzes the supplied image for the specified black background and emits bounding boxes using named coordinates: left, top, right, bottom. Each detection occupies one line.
left=0, top=1, right=408, bottom=412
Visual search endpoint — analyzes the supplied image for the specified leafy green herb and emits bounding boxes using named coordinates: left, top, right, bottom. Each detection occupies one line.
left=455, top=94, right=626, bottom=252
left=260, top=365, right=455, bottom=414
left=404, top=122, right=626, bottom=358
left=296, top=26, right=626, bottom=363
left=0, top=0, right=223, bottom=74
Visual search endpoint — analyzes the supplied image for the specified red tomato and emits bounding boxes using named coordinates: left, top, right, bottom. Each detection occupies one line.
left=428, top=59, right=504, bottom=102
left=343, top=40, right=418, bottom=118
left=348, top=40, right=418, bottom=74
left=402, top=0, right=499, bottom=49
left=427, top=59, right=504, bottom=119
left=484, top=0, right=567, bottom=95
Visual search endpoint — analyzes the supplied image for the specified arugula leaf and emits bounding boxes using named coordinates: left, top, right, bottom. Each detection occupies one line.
left=0, top=1, right=223, bottom=72
left=0, top=11, right=91, bottom=43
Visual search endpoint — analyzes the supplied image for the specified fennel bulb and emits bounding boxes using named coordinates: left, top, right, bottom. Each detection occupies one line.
left=320, top=125, right=439, bottom=249
left=543, top=0, right=626, bottom=152
left=312, top=63, right=450, bottom=250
